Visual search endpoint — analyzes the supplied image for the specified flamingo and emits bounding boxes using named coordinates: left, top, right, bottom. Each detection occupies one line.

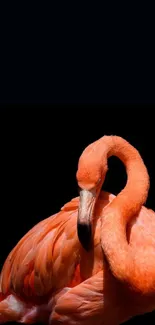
left=77, top=135, right=155, bottom=294
left=0, top=135, right=155, bottom=325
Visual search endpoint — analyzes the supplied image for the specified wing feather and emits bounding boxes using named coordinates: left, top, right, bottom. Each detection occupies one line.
left=0, top=198, right=79, bottom=299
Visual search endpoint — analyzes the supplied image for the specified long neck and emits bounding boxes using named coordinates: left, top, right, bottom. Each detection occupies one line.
left=103, top=136, right=149, bottom=218
left=100, top=136, right=151, bottom=293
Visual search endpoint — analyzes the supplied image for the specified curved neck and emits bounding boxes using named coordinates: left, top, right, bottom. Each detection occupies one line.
left=99, top=136, right=151, bottom=293
left=101, top=136, right=150, bottom=219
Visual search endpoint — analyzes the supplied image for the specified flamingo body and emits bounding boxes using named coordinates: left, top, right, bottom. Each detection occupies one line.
left=1, top=191, right=155, bottom=325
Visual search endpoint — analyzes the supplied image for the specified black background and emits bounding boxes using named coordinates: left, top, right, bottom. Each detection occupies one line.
left=0, top=109, right=155, bottom=325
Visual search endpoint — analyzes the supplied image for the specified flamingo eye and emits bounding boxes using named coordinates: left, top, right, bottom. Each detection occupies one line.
left=93, top=177, right=101, bottom=187
left=97, top=177, right=101, bottom=185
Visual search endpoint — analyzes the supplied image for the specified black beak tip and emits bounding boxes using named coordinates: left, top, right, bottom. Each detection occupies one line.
left=77, top=222, right=92, bottom=251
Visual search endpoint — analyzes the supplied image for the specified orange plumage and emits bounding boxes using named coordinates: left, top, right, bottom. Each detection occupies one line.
left=0, top=135, right=155, bottom=325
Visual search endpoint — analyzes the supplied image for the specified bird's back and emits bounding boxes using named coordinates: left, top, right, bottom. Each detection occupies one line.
left=0, top=197, right=81, bottom=302
left=0, top=191, right=115, bottom=303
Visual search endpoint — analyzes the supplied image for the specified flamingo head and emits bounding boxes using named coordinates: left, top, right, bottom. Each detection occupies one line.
left=76, top=141, right=108, bottom=251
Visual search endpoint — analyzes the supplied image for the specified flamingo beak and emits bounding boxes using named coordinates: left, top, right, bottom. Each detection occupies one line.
left=77, top=189, right=96, bottom=251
